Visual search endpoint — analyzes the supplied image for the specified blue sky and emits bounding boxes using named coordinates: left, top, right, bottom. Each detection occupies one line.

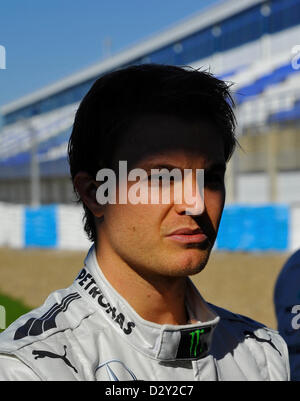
left=0, top=0, right=221, bottom=108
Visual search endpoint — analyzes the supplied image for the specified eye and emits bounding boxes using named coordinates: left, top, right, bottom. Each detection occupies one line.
left=148, top=174, right=176, bottom=183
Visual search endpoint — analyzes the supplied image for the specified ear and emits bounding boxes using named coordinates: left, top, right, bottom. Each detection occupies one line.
left=73, top=171, right=103, bottom=218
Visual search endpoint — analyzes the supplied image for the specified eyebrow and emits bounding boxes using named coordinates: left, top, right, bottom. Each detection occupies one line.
left=143, top=163, right=182, bottom=171
left=142, top=162, right=226, bottom=172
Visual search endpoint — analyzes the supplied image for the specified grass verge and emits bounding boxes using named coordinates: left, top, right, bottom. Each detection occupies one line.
left=0, top=293, right=31, bottom=333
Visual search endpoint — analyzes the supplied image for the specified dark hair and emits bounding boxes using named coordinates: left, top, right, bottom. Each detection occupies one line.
left=68, top=63, right=237, bottom=243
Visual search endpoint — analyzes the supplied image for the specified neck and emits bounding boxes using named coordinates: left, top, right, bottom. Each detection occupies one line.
left=95, top=241, right=189, bottom=326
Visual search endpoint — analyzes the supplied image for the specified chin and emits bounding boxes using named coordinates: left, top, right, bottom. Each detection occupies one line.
left=168, top=249, right=211, bottom=277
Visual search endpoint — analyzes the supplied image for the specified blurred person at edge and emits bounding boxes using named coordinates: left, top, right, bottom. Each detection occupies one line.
left=0, top=64, right=290, bottom=381
left=274, top=249, right=300, bottom=381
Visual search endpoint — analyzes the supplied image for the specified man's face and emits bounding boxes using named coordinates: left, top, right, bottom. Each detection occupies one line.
left=97, top=113, right=226, bottom=279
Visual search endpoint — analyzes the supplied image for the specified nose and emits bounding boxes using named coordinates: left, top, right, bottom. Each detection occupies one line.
left=174, top=169, right=205, bottom=216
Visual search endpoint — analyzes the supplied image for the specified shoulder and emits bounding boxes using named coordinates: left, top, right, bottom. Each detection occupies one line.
left=0, top=284, right=97, bottom=380
left=0, top=353, right=41, bottom=381
left=208, top=303, right=290, bottom=381
left=0, top=285, right=94, bottom=351
left=209, top=303, right=267, bottom=330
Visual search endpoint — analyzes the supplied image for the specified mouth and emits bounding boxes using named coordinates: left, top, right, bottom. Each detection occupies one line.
left=166, top=227, right=208, bottom=244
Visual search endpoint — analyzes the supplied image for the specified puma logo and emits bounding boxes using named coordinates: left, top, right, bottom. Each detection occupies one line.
left=32, top=345, right=78, bottom=373
left=244, top=330, right=282, bottom=356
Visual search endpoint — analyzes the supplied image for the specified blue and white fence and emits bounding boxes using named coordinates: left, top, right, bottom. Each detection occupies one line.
left=0, top=202, right=299, bottom=252
left=216, top=204, right=291, bottom=251
left=0, top=202, right=90, bottom=250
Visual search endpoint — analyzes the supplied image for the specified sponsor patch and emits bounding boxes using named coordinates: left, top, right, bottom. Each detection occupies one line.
left=75, top=268, right=135, bottom=335
left=176, top=326, right=211, bottom=360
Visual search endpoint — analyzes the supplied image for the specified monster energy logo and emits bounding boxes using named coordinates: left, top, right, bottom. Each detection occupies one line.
left=176, top=326, right=210, bottom=360
left=189, top=329, right=204, bottom=357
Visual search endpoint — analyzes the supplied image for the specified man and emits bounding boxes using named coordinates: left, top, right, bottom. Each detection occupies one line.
left=274, top=249, right=300, bottom=381
left=0, top=64, right=290, bottom=380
